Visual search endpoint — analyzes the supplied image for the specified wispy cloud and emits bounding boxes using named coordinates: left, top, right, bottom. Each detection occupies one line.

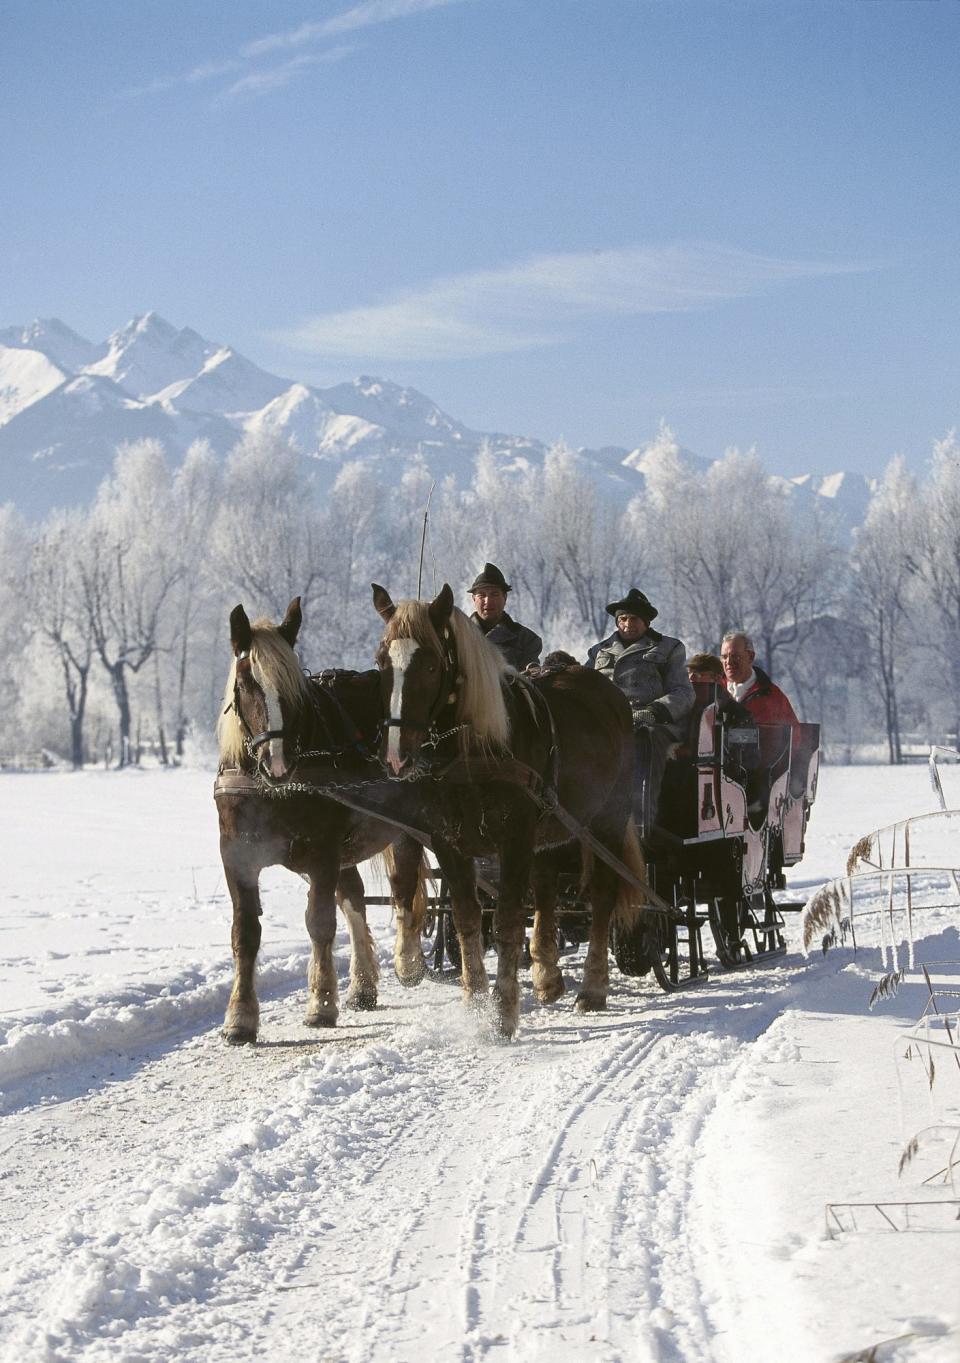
left=244, top=0, right=468, bottom=56
left=123, top=0, right=467, bottom=102
left=275, top=244, right=874, bottom=362
left=219, top=46, right=354, bottom=102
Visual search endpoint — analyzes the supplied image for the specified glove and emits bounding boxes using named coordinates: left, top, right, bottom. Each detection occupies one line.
left=631, top=701, right=670, bottom=730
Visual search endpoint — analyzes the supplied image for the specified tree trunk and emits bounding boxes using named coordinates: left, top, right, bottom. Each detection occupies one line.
left=154, top=651, right=169, bottom=766
left=110, top=662, right=132, bottom=768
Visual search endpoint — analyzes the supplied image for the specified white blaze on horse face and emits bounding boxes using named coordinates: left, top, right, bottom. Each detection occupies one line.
left=386, top=638, right=420, bottom=773
left=251, top=659, right=286, bottom=778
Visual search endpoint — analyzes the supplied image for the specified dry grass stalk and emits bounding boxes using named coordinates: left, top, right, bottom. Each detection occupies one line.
left=801, top=880, right=845, bottom=954
left=868, top=969, right=905, bottom=1010
left=846, top=833, right=876, bottom=875
left=898, top=1135, right=920, bottom=1176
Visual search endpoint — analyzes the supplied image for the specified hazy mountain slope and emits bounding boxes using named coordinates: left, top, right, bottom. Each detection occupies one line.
left=0, top=312, right=871, bottom=528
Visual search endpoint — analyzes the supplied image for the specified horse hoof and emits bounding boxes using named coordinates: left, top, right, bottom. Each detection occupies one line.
left=345, top=989, right=377, bottom=1012
left=574, top=993, right=607, bottom=1013
left=395, top=959, right=426, bottom=988
left=304, top=1012, right=337, bottom=1029
left=534, top=978, right=565, bottom=1005
left=222, top=1026, right=257, bottom=1045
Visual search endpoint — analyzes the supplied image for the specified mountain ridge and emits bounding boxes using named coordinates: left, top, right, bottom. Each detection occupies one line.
left=0, top=312, right=872, bottom=524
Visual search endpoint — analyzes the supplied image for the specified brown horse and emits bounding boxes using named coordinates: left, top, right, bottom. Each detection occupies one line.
left=216, top=597, right=426, bottom=1043
left=372, top=582, right=647, bottom=1039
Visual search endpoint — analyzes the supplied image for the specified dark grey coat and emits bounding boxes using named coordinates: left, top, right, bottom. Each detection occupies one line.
left=585, top=628, right=694, bottom=737
left=471, top=611, right=542, bottom=670
left=585, top=626, right=695, bottom=836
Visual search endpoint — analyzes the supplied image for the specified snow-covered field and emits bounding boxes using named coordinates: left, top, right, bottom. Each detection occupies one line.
left=1, top=765, right=958, bottom=1363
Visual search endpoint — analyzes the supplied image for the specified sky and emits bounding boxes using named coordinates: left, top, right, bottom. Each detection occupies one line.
left=1, top=0, right=958, bottom=476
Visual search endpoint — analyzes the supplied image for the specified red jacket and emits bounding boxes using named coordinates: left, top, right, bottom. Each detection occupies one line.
left=738, top=667, right=800, bottom=731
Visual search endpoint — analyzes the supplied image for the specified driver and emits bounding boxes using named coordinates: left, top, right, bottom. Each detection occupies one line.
left=467, top=563, right=542, bottom=670
left=585, top=588, right=693, bottom=835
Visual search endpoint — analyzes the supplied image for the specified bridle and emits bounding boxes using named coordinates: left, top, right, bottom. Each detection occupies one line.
left=231, top=652, right=286, bottom=761
left=381, top=623, right=463, bottom=745
left=227, top=656, right=375, bottom=774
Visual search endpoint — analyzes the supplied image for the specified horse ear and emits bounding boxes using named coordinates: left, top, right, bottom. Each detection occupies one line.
left=278, top=596, right=302, bottom=647
left=230, top=604, right=252, bottom=655
left=372, top=583, right=395, bottom=621
left=429, top=583, right=454, bottom=627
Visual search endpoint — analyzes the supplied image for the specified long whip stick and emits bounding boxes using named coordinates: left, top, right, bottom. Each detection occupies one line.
left=417, top=481, right=436, bottom=598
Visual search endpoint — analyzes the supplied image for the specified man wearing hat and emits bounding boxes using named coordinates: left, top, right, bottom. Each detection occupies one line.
left=468, top=563, right=542, bottom=670
left=586, top=588, right=694, bottom=835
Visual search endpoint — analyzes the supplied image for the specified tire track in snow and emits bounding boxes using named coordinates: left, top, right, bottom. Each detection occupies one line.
left=0, top=948, right=827, bottom=1362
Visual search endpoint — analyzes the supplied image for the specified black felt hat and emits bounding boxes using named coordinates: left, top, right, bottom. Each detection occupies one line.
left=605, top=588, right=658, bottom=622
left=468, top=562, right=511, bottom=594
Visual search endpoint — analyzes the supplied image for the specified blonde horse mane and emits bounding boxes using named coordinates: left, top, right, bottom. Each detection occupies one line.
left=384, top=600, right=511, bottom=755
left=217, top=618, right=311, bottom=766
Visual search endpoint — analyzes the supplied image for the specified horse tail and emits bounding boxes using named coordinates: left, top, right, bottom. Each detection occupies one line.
left=380, top=840, right=433, bottom=932
left=410, top=846, right=432, bottom=932
left=579, top=815, right=649, bottom=929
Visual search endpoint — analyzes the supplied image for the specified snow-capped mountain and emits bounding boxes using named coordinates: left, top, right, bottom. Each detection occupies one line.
left=789, top=470, right=874, bottom=530
left=0, top=312, right=872, bottom=526
left=0, top=346, right=68, bottom=428
left=0, top=318, right=103, bottom=373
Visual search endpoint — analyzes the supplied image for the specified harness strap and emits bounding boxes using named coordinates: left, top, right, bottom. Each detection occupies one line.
left=417, top=752, right=676, bottom=916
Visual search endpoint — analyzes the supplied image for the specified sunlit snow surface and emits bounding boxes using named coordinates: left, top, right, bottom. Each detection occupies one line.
left=0, top=766, right=958, bottom=1362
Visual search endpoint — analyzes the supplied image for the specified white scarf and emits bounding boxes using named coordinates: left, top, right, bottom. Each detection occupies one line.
left=726, top=669, right=757, bottom=702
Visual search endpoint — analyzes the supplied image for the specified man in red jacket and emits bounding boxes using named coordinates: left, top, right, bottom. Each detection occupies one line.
left=720, top=632, right=800, bottom=732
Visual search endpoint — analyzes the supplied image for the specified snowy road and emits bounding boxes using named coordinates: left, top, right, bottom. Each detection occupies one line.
left=0, top=768, right=958, bottom=1362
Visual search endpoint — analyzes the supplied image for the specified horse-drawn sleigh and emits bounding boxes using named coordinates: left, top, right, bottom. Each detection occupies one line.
left=214, top=587, right=820, bottom=1041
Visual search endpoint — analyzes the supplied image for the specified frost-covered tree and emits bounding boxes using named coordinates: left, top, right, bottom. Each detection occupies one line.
left=541, top=446, right=624, bottom=637
left=852, top=456, right=917, bottom=762
left=0, top=504, right=30, bottom=757
left=168, top=441, right=222, bottom=756
left=78, top=441, right=183, bottom=766
left=904, top=432, right=960, bottom=742
left=211, top=432, right=324, bottom=624
left=26, top=510, right=96, bottom=767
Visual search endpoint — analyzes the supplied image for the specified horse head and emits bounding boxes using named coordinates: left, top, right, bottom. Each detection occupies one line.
left=372, top=582, right=458, bottom=775
left=222, top=596, right=305, bottom=781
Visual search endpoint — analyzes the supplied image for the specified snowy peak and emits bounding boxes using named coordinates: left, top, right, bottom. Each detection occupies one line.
left=83, top=312, right=220, bottom=399
left=790, top=470, right=874, bottom=525
left=0, top=345, right=68, bottom=428
left=322, top=375, right=473, bottom=446
left=244, top=383, right=386, bottom=456
left=151, top=346, right=289, bottom=415
left=0, top=318, right=102, bottom=373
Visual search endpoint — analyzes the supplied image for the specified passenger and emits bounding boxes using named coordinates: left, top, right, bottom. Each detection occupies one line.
left=467, top=563, right=542, bottom=670
left=720, top=632, right=800, bottom=731
left=686, top=651, right=725, bottom=684
left=685, top=650, right=753, bottom=731
left=585, top=588, right=694, bottom=836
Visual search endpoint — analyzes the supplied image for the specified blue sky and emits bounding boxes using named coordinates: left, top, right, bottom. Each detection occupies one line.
left=2, top=0, right=958, bottom=475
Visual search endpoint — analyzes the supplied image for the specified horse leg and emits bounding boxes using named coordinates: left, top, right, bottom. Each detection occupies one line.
left=577, top=853, right=619, bottom=1012
left=389, top=834, right=428, bottom=987
left=304, top=856, right=340, bottom=1028
left=222, top=844, right=265, bottom=1044
left=337, top=866, right=379, bottom=1011
left=530, top=848, right=565, bottom=1004
left=436, top=842, right=489, bottom=1003
left=491, top=820, right=535, bottom=1039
